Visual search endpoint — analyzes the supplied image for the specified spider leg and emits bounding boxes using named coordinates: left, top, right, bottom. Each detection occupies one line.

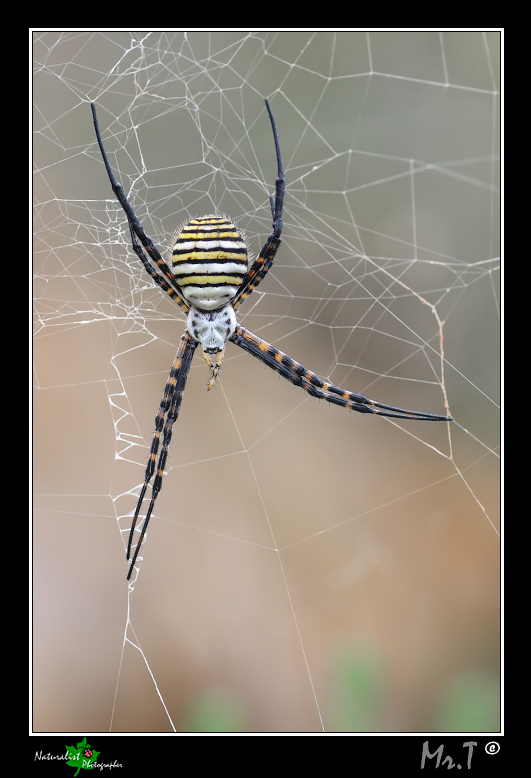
left=127, top=331, right=198, bottom=580
left=233, top=99, right=285, bottom=310
left=230, top=326, right=452, bottom=422
left=91, top=102, right=190, bottom=314
left=129, top=226, right=189, bottom=311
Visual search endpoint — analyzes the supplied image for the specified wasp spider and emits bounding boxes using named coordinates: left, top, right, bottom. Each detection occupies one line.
left=91, top=100, right=452, bottom=580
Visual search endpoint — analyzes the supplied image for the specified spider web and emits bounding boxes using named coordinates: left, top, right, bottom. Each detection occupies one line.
left=33, top=30, right=501, bottom=734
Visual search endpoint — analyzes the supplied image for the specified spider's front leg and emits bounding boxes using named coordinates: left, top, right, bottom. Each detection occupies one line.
left=230, top=326, right=453, bottom=422
left=127, top=331, right=198, bottom=580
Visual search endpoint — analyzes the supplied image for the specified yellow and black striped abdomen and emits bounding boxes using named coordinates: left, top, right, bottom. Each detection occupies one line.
left=172, top=216, right=248, bottom=310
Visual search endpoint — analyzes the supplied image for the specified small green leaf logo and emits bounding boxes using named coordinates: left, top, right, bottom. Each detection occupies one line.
left=65, top=737, right=100, bottom=776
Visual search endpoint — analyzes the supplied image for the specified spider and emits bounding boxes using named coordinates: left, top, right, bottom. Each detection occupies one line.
left=91, top=99, right=452, bottom=580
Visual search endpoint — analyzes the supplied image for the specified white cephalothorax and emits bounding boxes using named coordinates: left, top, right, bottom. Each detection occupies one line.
left=186, top=303, right=237, bottom=354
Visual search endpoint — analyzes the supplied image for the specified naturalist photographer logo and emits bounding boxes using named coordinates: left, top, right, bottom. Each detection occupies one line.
left=65, top=737, right=100, bottom=775
left=34, top=737, right=122, bottom=773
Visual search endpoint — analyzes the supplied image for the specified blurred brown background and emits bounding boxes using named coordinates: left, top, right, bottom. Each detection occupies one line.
left=33, top=31, right=500, bottom=733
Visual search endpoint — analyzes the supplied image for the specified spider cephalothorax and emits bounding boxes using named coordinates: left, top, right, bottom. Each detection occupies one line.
left=91, top=99, right=452, bottom=580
